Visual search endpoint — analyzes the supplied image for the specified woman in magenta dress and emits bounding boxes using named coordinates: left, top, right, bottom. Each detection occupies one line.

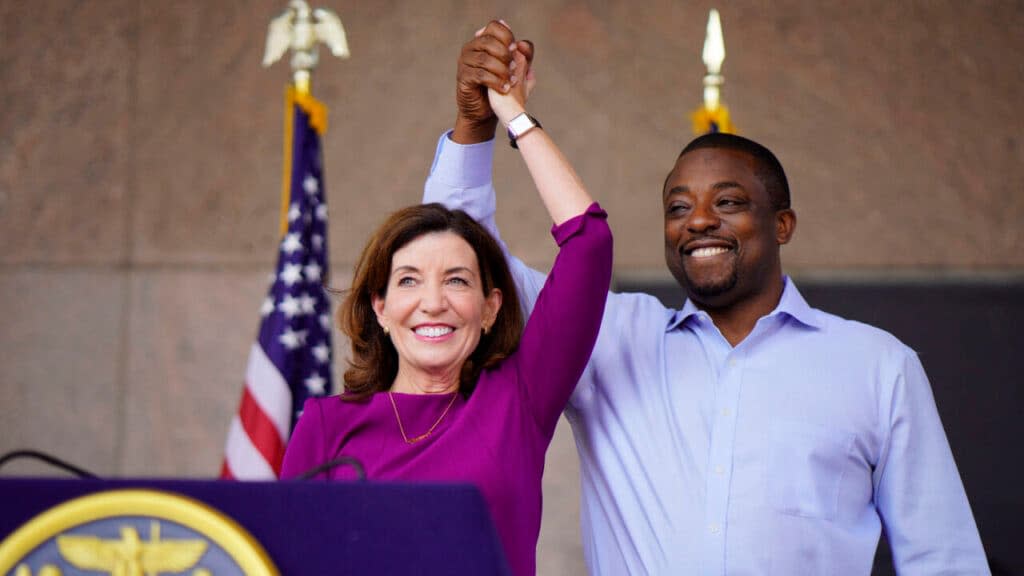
left=281, top=27, right=612, bottom=576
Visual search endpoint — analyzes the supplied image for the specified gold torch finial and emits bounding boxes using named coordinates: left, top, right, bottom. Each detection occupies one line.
left=691, top=9, right=735, bottom=134
left=702, top=9, right=725, bottom=112
left=263, top=1, right=350, bottom=95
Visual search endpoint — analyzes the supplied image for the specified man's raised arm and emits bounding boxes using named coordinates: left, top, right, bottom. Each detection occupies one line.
left=423, top=21, right=545, bottom=310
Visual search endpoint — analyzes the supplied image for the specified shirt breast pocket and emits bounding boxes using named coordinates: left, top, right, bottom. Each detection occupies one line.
left=766, top=420, right=856, bottom=521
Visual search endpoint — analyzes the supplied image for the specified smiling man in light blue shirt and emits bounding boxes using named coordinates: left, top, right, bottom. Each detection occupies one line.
left=425, top=21, right=989, bottom=575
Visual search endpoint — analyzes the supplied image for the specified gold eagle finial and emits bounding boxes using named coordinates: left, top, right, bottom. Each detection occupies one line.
left=263, top=1, right=350, bottom=94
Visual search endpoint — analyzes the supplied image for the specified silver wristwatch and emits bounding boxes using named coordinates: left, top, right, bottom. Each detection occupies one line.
left=506, top=113, right=542, bottom=149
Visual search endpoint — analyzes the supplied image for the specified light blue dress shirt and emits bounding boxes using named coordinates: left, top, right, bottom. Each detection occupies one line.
left=424, top=133, right=989, bottom=575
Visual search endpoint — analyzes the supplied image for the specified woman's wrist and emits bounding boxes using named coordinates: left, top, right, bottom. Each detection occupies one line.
left=505, top=113, right=541, bottom=149
left=496, top=105, right=526, bottom=126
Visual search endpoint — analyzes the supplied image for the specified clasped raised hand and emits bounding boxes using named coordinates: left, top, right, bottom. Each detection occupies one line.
left=487, top=46, right=535, bottom=125
left=453, top=20, right=535, bottom=143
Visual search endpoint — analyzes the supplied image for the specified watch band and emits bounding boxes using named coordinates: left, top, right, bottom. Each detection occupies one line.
left=506, top=113, right=542, bottom=149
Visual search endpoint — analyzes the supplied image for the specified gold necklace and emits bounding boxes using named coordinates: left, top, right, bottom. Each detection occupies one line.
left=388, top=391, right=458, bottom=444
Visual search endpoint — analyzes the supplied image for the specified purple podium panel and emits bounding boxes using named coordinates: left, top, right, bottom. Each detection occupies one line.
left=0, top=478, right=512, bottom=575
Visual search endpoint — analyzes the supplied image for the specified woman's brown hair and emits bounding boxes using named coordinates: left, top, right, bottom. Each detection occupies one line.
left=339, top=203, right=523, bottom=400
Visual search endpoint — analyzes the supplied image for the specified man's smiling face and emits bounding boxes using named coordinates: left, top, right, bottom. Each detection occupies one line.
left=663, top=147, right=793, bottom=310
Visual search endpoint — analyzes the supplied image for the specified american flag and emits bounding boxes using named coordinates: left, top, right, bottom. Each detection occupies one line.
left=221, top=90, right=334, bottom=480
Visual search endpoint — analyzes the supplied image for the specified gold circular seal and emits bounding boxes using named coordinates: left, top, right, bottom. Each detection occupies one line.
left=0, top=489, right=278, bottom=576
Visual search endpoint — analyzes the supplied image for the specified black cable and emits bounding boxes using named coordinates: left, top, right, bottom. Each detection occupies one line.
left=295, top=456, right=366, bottom=481
left=0, top=449, right=99, bottom=479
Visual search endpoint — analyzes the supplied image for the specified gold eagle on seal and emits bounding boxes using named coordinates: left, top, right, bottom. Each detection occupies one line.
left=52, top=521, right=207, bottom=576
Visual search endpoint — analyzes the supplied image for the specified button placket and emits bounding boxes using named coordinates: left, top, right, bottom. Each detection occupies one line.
left=702, top=350, right=743, bottom=575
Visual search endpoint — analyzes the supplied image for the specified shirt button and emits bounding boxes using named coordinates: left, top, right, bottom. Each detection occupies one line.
left=709, top=523, right=721, bottom=534
left=720, top=408, right=731, bottom=417
left=714, top=465, right=725, bottom=476
left=727, top=359, right=737, bottom=367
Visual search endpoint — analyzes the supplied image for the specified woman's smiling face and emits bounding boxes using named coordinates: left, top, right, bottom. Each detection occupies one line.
left=372, top=231, right=502, bottom=388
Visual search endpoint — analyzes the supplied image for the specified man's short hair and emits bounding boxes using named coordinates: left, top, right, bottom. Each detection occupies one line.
left=678, top=132, right=791, bottom=210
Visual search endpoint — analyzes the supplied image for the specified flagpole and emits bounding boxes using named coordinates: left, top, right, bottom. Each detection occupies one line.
left=262, top=0, right=349, bottom=234
left=221, top=2, right=349, bottom=480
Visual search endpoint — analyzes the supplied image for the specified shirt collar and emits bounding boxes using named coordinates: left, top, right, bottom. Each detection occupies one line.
left=665, top=276, right=823, bottom=332
left=666, top=295, right=702, bottom=331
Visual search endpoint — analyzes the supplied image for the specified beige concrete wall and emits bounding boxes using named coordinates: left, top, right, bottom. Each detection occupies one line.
left=1, top=1, right=1021, bottom=574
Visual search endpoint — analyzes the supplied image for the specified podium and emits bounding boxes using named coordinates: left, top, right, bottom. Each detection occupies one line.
left=0, top=477, right=512, bottom=575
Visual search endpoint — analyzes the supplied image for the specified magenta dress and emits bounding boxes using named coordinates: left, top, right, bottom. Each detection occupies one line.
left=280, top=204, right=612, bottom=576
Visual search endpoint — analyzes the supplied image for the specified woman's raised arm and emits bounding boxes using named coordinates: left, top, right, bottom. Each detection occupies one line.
left=487, top=49, right=593, bottom=225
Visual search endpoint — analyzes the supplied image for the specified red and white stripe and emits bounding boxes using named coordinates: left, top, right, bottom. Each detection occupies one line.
left=221, top=343, right=293, bottom=479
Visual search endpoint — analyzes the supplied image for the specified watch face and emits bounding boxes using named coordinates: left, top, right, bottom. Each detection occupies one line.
left=508, top=114, right=536, bottom=138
